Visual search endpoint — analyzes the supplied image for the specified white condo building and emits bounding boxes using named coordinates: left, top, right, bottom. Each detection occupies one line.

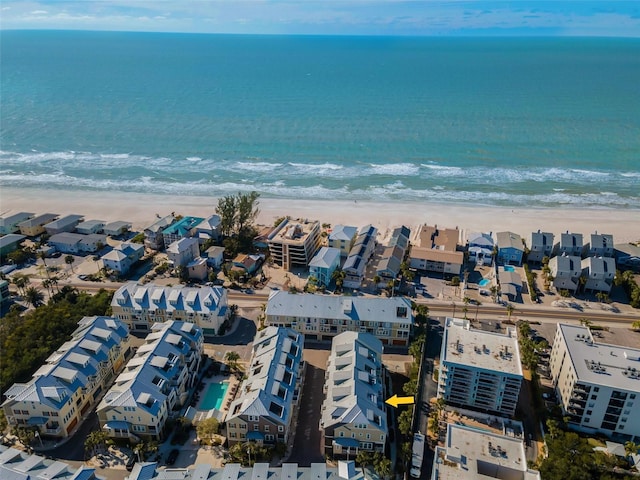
left=438, top=318, right=523, bottom=417
left=549, top=324, right=640, bottom=441
left=111, top=282, right=228, bottom=336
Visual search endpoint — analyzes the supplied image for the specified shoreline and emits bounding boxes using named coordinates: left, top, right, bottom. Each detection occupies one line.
left=2, top=187, right=639, bottom=243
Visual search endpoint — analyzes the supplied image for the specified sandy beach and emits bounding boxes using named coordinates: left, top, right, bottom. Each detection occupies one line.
left=2, top=187, right=639, bottom=244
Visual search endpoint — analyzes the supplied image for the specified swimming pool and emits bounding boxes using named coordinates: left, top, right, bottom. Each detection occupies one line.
left=478, top=279, right=491, bottom=287
left=503, top=266, right=515, bottom=272
left=200, top=382, right=229, bottom=410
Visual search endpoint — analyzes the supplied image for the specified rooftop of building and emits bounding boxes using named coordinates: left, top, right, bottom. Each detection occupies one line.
left=44, top=214, right=85, bottom=229
left=329, top=224, right=358, bottom=242
left=556, top=324, right=640, bottom=391
left=17, top=213, right=59, bottom=228
left=442, top=318, right=522, bottom=376
left=0, top=212, right=34, bottom=226
left=495, top=231, right=523, bottom=251
left=163, top=216, right=205, bottom=236
left=0, top=446, right=103, bottom=480
left=414, top=224, right=459, bottom=251
left=269, top=218, right=320, bottom=245
left=112, top=282, right=226, bottom=314
left=433, top=423, right=540, bottom=480
left=309, top=246, right=341, bottom=269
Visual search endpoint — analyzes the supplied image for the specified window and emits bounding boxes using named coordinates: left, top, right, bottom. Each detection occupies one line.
left=591, top=394, right=597, bottom=400
left=278, top=426, right=284, bottom=432
left=254, top=424, right=259, bottom=431
left=587, top=410, right=592, bottom=415
left=584, top=418, right=590, bottom=423
left=593, top=387, right=599, bottom=392
left=249, top=415, right=258, bottom=422
left=631, top=394, right=636, bottom=399
left=340, top=431, right=344, bottom=437
left=264, top=425, right=270, bottom=432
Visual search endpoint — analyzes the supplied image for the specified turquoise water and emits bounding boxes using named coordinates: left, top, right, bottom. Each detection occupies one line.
left=479, top=279, right=491, bottom=287
left=1, top=31, right=639, bottom=208
left=201, top=382, right=228, bottom=410
left=503, top=266, right=516, bottom=272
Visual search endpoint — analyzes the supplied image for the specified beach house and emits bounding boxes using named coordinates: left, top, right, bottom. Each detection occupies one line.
left=48, top=232, right=107, bottom=254
left=97, top=321, right=203, bottom=441
left=203, top=246, right=225, bottom=269
left=2, top=316, right=131, bottom=440
left=17, top=213, right=59, bottom=237
left=586, top=232, right=615, bottom=258
left=0, top=212, right=34, bottom=235
left=101, top=242, right=145, bottom=276
left=528, top=231, right=554, bottom=264
left=328, top=225, right=358, bottom=257
left=581, top=256, right=616, bottom=294
left=187, top=257, right=209, bottom=282
left=495, top=231, right=524, bottom=266
left=376, top=226, right=411, bottom=286
left=0, top=234, right=26, bottom=258
left=466, top=231, right=494, bottom=266
left=614, top=243, right=640, bottom=272
left=193, top=214, right=222, bottom=244
left=76, top=219, right=106, bottom=235
left=408, top=224, right=463, bottom=276
left=143, top=214, right=176, bottom=251
left=438, top=318, right=523, bottom=417
left=320, top=331, right=387, bottom=459
left=103, top=221, right=132, bottom=237
left=343, top=225, right=377, bottom=289
left=308, top=247, right=341, bottom=287
left=166, top=237, right=200, bottom=268
left=556, top=232, right=584, bottom=257
left=498, top=270, right=523, bottom=302
left=267, top=218, right=322, bottom=270
left=111, top=282, right=228, bottom=336
left=549, top=255, right=582, bottom=294
left=225, top=327, right=304, bottom=446
left=44, top=214, right=84, bottom=236
left=265, top=291, right=413, bottom=346
left=162, top=216, right=204, bottom=247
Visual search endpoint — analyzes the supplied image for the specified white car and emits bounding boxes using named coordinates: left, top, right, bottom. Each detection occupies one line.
left=410, top=466, right=422, bottom=478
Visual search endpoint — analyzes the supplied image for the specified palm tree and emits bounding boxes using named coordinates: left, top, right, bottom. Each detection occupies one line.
left=24, top=286, right=44, bottom=308
left=12, top=274, right=30, bottom=297
left=624, top=441, right=638, bottom=458
left=65, top=255, right=76, bottom=273
left=225, top=351, right=241, bottom=373
left=505, top=303, right=515, bottom=321
left=39, top=251, right=51, bottom=279
left=49, top=275, right=60, bottom=294
left=331, top=268, right=346, bottom=292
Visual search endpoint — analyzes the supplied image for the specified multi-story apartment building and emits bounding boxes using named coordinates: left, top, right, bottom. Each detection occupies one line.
left=343, top=225, right=377, bottom=289
left=143, top=214, right=176, bottom=251
left=265, top=292, right=413, bottom=346
left=225, top=327, right=304, bottom=446
left=586, top=232, right=615, bottom=258
left=111, top=282, right=228, bottom=336
left=528, top=231, right=554, bottom=264
left=320, top=332, right=387, bottom=458
left=438, top=318, right=523, bottom=417
left=431, top=423, right=541, bottom=480
left=2, top=316, right=131, bottom=439
left=409, top=224, right=463, bottom=276
left=0, top=446, right=104, bottom=480
left=267, top=218, right=322, bottom=270
left=97, top=320, right=203, bottom=441
left=549, top=324, right=640, bottom=441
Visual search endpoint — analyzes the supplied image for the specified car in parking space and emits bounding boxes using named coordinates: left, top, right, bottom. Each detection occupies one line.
left=166, top=449, right=179, bottom=466
left=125, top=455, right=136, bottom=471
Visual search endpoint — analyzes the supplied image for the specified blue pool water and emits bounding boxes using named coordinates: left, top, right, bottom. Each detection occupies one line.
left=503, top=266, right=516, bottom=272
left=201, top=382, right=229, bottom=410
left=478, top=279, right=491, bottom=287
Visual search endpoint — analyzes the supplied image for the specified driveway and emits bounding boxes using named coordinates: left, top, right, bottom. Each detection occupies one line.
left=288, top=349, right=328, bottom=465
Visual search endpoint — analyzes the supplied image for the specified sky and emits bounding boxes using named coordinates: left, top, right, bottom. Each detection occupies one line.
left=1, top=1, right=639, bottom=37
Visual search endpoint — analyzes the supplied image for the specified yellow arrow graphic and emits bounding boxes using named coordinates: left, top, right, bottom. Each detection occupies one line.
left=385, top=394, right=415, bottom=408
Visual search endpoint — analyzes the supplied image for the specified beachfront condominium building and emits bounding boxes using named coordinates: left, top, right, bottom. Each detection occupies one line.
left=143, top=214, right=176, bottom=250
left=495, top=231, right=524, bottom=266
left=2, top=317, right=131, bottom=440
left=581, top=256, right=616, bottom=294
left=328, top=225, right=359, bottom=257
left=17, top=213, right=59, bottom=237
left=528, top=231, right=554, bottom=264
left=166, top=237, right=200, bottom=267
left=225, top=327, right=304, bottom=446
left=101, top=241, right=145, bottom=276
left=586, top=232, right=615, bottom=258
left=431, top=423, right=541, bottom=480
left=0, top=212, right=34, bottom=235
left=309, top=246, right=342, bottom=287
left=267, top=218, right=322, bottom=270
left=97, top=320, right=203, bottom=441
left=320, top=332, right=387, bottom=459
left=438, top=318, right=523, bottom=417
left=549, top=255, right=582, bottom=294
left=111, top=282, right=228, bottom=336
left=343, top=225, right=377, bottom=289
left=556, top=232, right=584, bottom=257
left=466, top=232, right=494, bottom=266
left=265, top=291, right=413, bottom=346
left=549, top=324, right=640, bottom=441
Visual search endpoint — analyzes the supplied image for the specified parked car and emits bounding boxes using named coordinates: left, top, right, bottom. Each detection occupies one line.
left=166, top=449, right=179, bottom=466
left=126, top=455, right=136, bottom=471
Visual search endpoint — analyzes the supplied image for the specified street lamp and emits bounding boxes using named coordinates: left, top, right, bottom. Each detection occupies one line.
left=34, top=431, right=43, bottom=448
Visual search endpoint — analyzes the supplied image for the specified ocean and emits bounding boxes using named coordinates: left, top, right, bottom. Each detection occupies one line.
left=1, top=31, right=639, bottom=209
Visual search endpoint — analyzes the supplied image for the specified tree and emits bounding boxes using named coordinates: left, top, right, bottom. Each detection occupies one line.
left=236, top=191, right=260, bottom=237
left=332, top=268, right=346, bottom=292
left=216, top=195, right=237, bottom=238
left=402, top=378, right=418, bottom=396
left=65, top=255, right=76, bottom=273
left=356, top=450, right=373, bottom=471
left=12, top=426, right=35, bottom=451
left=12, top=274, right=30, bottom=297
left=39, top=251, right=51, bottom=279
left=84, top=430, right=108, bottom=458
left=0, top=409, right=8, bottom=435
left=24, top=286, right=44, bottom=307
left=624, top=441, right=638, bottom=457
left=225, top=351, right=241, bottom=372
left=579, top=317, right=592, bottom=328
left=398, top=407, right=413, bottom=436
left=372, top=452, right=392, bottom=479
left=197, top=417, right=220, bottom=445
left=632, top=320, right=640, bottom=331
left=539, top=430, right=605, bottom=480
left=505, top=303, right=515, bottom=321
